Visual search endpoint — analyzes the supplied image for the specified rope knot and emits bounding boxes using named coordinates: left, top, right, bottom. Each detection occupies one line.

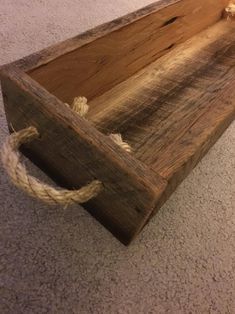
left=72, top=96, right=89, bottom=117
left=109, top=133, right=132, bottom=153
left=225, top=2, right=235, bottom=19
left=65, top=96, right=89, bottom=117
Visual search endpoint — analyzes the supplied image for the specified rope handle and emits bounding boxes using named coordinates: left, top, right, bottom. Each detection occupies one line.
left=1, top=126, right=103, bottom=206
left=1, top=97, right=132, bottom=206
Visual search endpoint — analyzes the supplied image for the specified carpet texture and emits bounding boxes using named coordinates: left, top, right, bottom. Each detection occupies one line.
left=0, top=1, right=234, bottom=313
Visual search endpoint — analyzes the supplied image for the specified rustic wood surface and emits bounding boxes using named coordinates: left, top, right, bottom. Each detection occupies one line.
left=0, top=0, right=234, bottom=244
left=0, top=67, right=167, bottom=244
left=10, top=0, right=181, bottom=72
left=88, top=19, right=235, bottom=216
left=89, top=21, right=235, bottom=168
left=27, top=0, right=227, bottom=104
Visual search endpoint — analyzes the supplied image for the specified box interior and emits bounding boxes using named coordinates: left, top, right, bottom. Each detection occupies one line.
left=87, top=20, right=235, bottom=179
left=27, top=0, right=234, bottom=179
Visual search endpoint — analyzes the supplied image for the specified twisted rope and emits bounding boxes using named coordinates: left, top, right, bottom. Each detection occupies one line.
left=1, top=127, right=102, bottom=205
left=66, top=96, right=132, bottom=152
left=1, top=97, right=131, bottom=205
left=109, top=134, right=132, bottom=153
left=65, top=96, right=89, bottom=117
left=225, top=3, right=235, bottom=20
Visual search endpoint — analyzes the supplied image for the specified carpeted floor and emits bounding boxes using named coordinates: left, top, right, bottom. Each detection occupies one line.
left=0, top=1, right=235, bottom=313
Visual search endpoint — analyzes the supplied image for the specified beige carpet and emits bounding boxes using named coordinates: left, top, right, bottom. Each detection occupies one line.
left=0, top=1, right=235, bottom=313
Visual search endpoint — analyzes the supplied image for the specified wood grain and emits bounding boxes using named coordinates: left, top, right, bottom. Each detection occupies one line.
left=0, top=0, right=234, bottom=244
left=10, top=0, right=181, bottom=72
left=0, top=66, right=167, bottom=244
left=27, top=0, right=227, bottom=104
left=88, top=20, right=235, bottom=213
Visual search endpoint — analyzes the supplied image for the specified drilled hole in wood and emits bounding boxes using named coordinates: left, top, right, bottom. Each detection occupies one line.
left=162, top=16, right=179, bottom=27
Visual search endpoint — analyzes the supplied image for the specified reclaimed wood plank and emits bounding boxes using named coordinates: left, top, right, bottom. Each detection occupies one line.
left=0, top=0, right=233, bottom=244
left=87, top=20, right=235, bottom=211
left=27, top=0, right=227, bottom=104
left=0, top=67, right=167, bottom=244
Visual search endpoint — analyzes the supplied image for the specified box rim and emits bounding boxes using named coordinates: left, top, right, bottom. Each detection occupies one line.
left=1, top=0, right=180, bottom=73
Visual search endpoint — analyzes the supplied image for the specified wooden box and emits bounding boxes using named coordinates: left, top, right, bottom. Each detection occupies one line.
left=1, top=0, right=234, bottom=244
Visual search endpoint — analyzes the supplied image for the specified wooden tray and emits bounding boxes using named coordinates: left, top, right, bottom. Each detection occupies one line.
left=1, top=0, right=234, bottom=244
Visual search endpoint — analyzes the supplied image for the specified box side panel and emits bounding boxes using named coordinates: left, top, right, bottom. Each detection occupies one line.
left=0, top=67, right=167, bottom=244
left=27, top=0, right=228, bottom=104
